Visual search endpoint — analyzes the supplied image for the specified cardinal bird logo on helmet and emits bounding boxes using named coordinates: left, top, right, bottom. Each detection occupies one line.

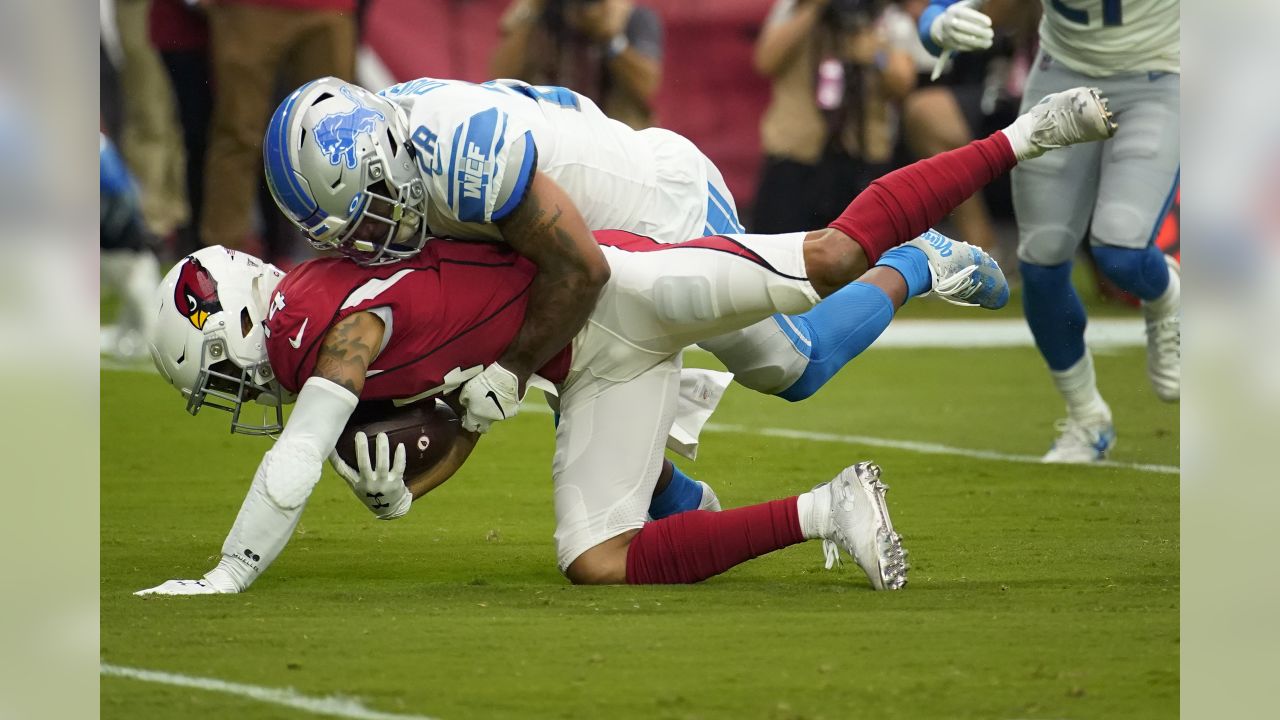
left=174, top=257, right=222, bottom=330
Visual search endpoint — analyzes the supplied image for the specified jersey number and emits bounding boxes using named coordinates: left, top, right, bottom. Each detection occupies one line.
left=1050, top=0, right=1122, bottom=27
left=411, top=125, right=444, bottom=177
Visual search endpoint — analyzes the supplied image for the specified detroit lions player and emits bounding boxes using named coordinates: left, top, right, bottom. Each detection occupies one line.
left=921, top=0, right=1180, bottom=462
left=262, top=74, right=1114, bottom=518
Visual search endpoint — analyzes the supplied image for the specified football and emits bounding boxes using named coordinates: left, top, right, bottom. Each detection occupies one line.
left=334, top=399, right=460, bottom=481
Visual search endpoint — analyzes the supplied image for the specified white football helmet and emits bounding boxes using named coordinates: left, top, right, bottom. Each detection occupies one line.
left=263, top=76, right=428, bottom=266
left=149, top=246, right=291, bottom=435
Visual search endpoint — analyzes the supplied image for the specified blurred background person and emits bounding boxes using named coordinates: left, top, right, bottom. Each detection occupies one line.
left=751, top=0, right=915, bottom=233
left=105, top=0, right=188, bottom=243
left=148, top=0, right=213, bottom=259
left=200, top=0, right=357, bottom=255
left=491, top=0, right=663, bottom=129
left=922, top=0, right=1181, bottom=462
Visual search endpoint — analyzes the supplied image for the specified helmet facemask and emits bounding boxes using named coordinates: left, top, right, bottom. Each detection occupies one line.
left=322, top=168, right=428, bottom=266
left=187, top=337, right=285, bottom=437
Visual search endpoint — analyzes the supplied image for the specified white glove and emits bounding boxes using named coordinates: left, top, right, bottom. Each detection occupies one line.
left=134, top=578, right=227, bottom=596
left=930, top=0, right=994, bottom=53
left=329, top=432, right=412, bottom=520
left=458, top=363, right=524, bottom=433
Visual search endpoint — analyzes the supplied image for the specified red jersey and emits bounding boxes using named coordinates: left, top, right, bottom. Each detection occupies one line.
left=264, top=241, right=572, bottom=401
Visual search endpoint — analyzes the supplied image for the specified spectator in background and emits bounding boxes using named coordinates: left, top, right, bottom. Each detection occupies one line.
left=149, top=0, right=212, bottom=258
left=752, top=0, right=915, bottom=233
left=200, top=0, right=356, bottom=251
left=491, top=0, right=663, bottom=130
left=108, top=0, right=188, bottom=240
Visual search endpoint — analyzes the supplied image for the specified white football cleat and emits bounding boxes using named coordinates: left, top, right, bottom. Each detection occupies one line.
left=818, top=462, right=908, bottom=590
left=1042, top=416, right=1117, bottom=464
left=696, top=481, right=722, bottom=512
left=1013, top=87, right=1117, bottom=158
left=907, top=229, right=1010, bottom=309
left=1143, top=255, right=1180, bottom=402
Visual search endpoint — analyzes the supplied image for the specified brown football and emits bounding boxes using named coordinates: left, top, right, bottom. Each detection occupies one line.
left=334, top=400, right=460, bottom=481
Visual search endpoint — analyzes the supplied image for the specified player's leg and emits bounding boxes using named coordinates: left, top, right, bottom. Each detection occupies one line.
left=1013, top=56, right=1111, bottom=462
left=703, top=120, right=1031, bottom=399
left=552, top=359, right=683, bottom=583
left=1088, top=72, right=1181, bottom=402
left=554, top=357, right=906, bottom=588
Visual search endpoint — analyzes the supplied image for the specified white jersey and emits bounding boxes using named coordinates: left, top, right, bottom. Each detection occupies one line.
left=1038, top=0, right=1179, bottom=76
left=378, top=78, right=719, bottom=243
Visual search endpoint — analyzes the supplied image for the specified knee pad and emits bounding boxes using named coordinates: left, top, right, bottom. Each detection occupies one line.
left=1017, top=226, right=1081, bottom=267
left=698, top=319, right=811, bottom=396
left=1091, top=203, right=1150, bottom=250
left=653, top=275, right=716, bottom=323
left=1090, top=243, right=1170, bottom=300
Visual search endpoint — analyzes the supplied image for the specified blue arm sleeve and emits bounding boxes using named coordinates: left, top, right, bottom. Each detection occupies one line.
left=918, top=0, right=961, bottom=57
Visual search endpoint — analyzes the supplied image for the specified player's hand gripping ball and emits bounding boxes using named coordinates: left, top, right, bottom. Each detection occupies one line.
left=335, top=400, right=460, bottom=480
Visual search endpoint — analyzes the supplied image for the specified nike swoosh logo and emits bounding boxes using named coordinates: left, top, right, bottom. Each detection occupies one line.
left=287, top=318, right=309, bottom=349
left=484, top=390, right=507, bottom=419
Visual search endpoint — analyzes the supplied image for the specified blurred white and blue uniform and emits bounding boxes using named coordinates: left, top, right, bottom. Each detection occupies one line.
left=920, top=1, right=1180, bottom=457
left=101, top=133, right=161, bottom=359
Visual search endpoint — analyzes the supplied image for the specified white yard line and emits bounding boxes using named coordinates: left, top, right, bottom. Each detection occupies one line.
left=101, top=663, right=439, bottom=720
left=699, top=422, right=1179, bottom=475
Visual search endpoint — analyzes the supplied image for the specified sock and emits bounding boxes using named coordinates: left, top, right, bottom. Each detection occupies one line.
left=874, top=245, right=932, bottom=298
left=1020, top=260, right=1087, bottom=372
left=625, top=498, right=806, bottom=584
left=1001, top=113, right=1041, bottom=161
left=1144, top=262, right=1179, bottom=315
left=795, top=483, right=833, bottom=540
left=1091, top=244, right=1171, bottom=301
left=828, top=132, right=1016, bottom=264
left=777, top=282, right=896, bottom=402
left=1051, top=352, right=1111, bottom=421
left=648, top=463, right=704, bottom=519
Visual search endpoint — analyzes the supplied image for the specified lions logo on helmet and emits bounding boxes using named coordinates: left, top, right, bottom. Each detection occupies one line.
left=313, top=86, right=387, bottom=170
left=173, top=257, right=222, bottom=330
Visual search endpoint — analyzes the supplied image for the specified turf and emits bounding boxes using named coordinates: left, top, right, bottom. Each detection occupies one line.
left=101, top=343, right=1178, bottom=720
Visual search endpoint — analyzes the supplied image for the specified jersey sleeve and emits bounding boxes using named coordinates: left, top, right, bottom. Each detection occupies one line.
left=425, top=91, right=539, bottom=225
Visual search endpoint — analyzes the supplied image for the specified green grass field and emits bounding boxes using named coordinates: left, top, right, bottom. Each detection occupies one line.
left=101, top=339, right=1178, bottom=719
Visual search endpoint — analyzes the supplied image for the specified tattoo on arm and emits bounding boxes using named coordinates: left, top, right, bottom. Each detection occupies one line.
left=313, top=312, right=383, bottom=396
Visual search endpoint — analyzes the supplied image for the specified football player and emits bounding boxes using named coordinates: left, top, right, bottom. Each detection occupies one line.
left=260, top=75, right=1111, bottom=518
left=921, top=0, right=1180, bottom=462
left=136, top=107, right=1114, bottom=595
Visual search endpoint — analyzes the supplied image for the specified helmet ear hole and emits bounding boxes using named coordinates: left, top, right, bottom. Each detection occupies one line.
left=240, top=308, right=254, bottom=338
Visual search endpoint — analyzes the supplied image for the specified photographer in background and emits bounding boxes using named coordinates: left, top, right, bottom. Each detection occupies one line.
left=752, top=0, right=915, bottom=233
left=491, top=0, right=663, bottom=130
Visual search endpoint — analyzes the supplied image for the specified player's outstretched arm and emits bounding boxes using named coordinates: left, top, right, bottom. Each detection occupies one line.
left=137, top=314, right=384, bottom=596
left=458, top=171, right=610, bottom=433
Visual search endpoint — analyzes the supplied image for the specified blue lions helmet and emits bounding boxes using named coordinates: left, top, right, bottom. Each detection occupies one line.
left=263, top=77, right=428, bottom=265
